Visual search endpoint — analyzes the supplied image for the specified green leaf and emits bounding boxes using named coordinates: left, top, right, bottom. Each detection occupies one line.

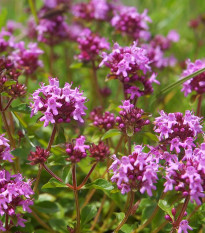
left=48, top=218, right=67, bottom=232
left=81, top=205, right=97, bottom=226
left=10, top=103, right=31, bottom=114
left=62, top=166, right=72, bottom=183
left=84, top=178, right=114, bottom=191
left=121, top=224, right=136, bottom=233
left=41, top=178, right=67, bottom=189
left=4, top=80, right=16, bottom=86
left=35, top=201, right=59, bottom=213
left=70, top=62, right=83, bottom=69
left=11, top=147, right=31, bottom=159
left=160, top=67, right=205, bottom=95
left=158, top=200, right=173, bottom=219
left=102, top=129, right=121, bottom=140
left=55, top=126, right=66, bottom=144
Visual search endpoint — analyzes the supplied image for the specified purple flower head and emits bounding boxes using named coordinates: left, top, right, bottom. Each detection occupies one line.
left=89, top=141, right=110, bottom=161
left=0, top=170, right=33, bottom=229
left=181, top=59, right=205, bottom=96
left=76, top=28, right=110, bottom=62
left=178, top=220, right=193, bottom=233
left=111, top=6, right=151, bottom=40
left=0, top=134, right=14, bottom=162
left=90, top=107, right=115, bottom=131
left=109, top=145, right=159, bottom=195
left=100, top=42, right=153, bottom=82
left=66, top=136, right=90, bottom=163
left=116, top=102, right=150, bottom=134
left=9, top=42, right=43, bottom=75
left=30, top=77, right=87, bottom=127
left=154, top=111, right=202, bottom=153
left=72, top=0, right=111, bottom=21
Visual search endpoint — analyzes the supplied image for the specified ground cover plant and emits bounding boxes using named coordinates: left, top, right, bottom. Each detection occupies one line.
left=0, top=0, right=205, bottom=232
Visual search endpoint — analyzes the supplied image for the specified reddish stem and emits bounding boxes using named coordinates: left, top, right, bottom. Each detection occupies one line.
left=77, top=162, right=97, bottom=190
left=3, top=98, right=14, bottom=111
left=47, top=124, right=57, bottom=151
left=196, top=94, right=203, bottom=116
left=42, top=163, right=74, bottom=190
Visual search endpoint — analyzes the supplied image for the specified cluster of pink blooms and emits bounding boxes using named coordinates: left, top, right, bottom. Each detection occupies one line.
left=100, top=42, right=152, bottom=82
left=180, top=59, right=205, bottom=96
left=66, top=136, right=90, bottom=163
left=72, top=0, right=111, bottom=21
left=0, top=169, right=33, bottom=230
left=116, top=100, right=150, bottom=134
left=0, top=134, right=14, bottom=162
left=111, top=6, right=151, bottom=40
left=142, top=30, right=180, bottom=68
left=76, top=28, right=110, bottom=62
left=30, top=77, right=87, bottom=127
left=9, top=42, right=43, bottom=75
left=89, top=141, right=110, bottom=162
left=90, top=107, right=115, bottom=131
left=109, top=145, right=159, bottom=195
left=125, top=73, right=159, bottom=100
left=154, top=110, right=202, bottom=153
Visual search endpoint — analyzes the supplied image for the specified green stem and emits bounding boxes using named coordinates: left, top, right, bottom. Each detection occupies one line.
left=114, top=191, right=135, bottom=233
left=28, top=0, right=39, bottom=24
left=33, top=164, right=43, bottom=193
left=72, top=164, right=81, bottom=233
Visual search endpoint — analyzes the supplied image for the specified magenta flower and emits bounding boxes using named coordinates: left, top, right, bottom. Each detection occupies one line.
left=180, top=59, right=205, bottom=96
left=76, top=28, right=110, bottom=62
left=154, top=110, right=202, bottom=152
left=178, top=220, right=193, bottom=233
left=100, top=42, right=152, bottom=82
left=111, top=6, right=151, bottom=40
left=0, top=134, right=14, bottom=162
left=9, top=42, right=43, bottom=75
left=66, top=136, right=90, bottom=163
left=0, top=170, right=33, bottom=230
left=109, top=145, right=159, bottom=195
left=30, top=77, right=87, bottom=127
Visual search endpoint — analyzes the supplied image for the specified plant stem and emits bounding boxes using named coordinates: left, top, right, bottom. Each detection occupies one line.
left=33, top=164, right=43, bottom=193
left=28, top=0, right=39, bottom=24
left=42, top=163, right=74, bottom=189
left=91, top=60, right=103, bottom=106
left=134, top=192, right=166, bottom=232
left=115, top=135, right=124, bottom=154
left=114, top=191, right=135, bottom=233
left=47, top=124, right=57, bottom=151
left=3, top=98, right=14, bottom=111
left=5, top=213, right=9, bottom=231
left=72, top=164, right=81, bottom=233
left=173, top=196, right=190, bottom=228
left=197, top=94, right=203, bottom=116
left=77, top=162, right=97, bottom=190
left=90, top=194, right=106, bottom=231
left=31, top=209, right=55, bottom=233
left=128, top=136, right=131, bottom=154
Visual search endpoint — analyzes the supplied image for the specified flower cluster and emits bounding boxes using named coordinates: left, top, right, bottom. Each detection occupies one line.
left=0, top=169, right=33, bottom=230
left=0, top=134, right=14, bottom=162
left=66, top=136, right=90, bottom=163
left=110, top=145, right=159, bottom=195
left=76, top=28, right=110, bottom=62
left=125, top=73, right=159, bottom=100
left=111, top=6, right=151, bottom=40
left=154, top=110, right=202, bottom=153
left=90, top=107, right=115, bottom=131
left=9, top=42, right=43, bottom=75
left=116, top=100, right=150, bottom=134
left=28, top=146, right=50, bottom=165
left=164, top=143, right=205, bottom=205
left=142, top=30, right=179, bottom=68
left=72, top=0, right=111, bottom=21
left=180, top=59, right=205, bottom=96
left=100, top=42, right=152, bottom=82
left=0, top=28, right=15, bottom=53
left=0, top=57, right=26, bottom=98
left=30, top=77, right=87, bottom=127
left=89, top=141, right=110, bottom=161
